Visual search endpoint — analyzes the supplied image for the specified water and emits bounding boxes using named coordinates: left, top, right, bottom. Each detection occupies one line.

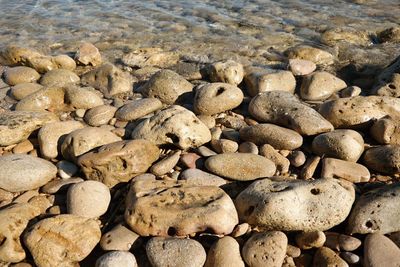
left=0, top=0, right=399, bottom=66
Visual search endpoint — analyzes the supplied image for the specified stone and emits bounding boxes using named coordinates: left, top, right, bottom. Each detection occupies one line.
left=75, top=42, right=102, bottom=66
left=288, top=59, right=316, bottom=76
left=371, top=55, right=400, bottom=97
left=41, top=178, right=84, bottom=194
left=96, top=251, right=137, bottom=267
left=340, top=252, right=360, bottom=265
left=205, top=153, right=276, bottom=181
left=64, top=85, right=104, bottom=109
left=321, top=158, right=370, bottom=183
left=347, top=183, right=400, bottom=234
left=211, top=138, right=239, bottom=153
left=0, top=111, right=58, bottom=146
left=319, top=96, right=400, bottom=128
left=141, top=69, right=193, bottom=104
left=3, top=66, right=40, bottom=85
left=288, top=150, right=306, bottom=167
left=179, top=168, right=226, bottom=187
left=313, top=247, right=348, bottom=267
left=312, top=129, right=364, bottom=162
left=122, top=48, right=179, bottom=68
left=242, top=231, right=288, bottom=267
left=51, top=55, right=77, bottom=71
left=249, top=91, right=333, bottom=135
left=296, top=231, right=326, bottom=250
left=179, top=152, right=202, bottom=169
left=10, top=82, right=43, bottom=100
left=38, top=120, right=84, bottom=159
left=363, top=145, right=400, bottom=174
left=61, top=127, right=121, bottom=162
left=131, top=105, right=211, bottom=149
left=239, top=123, right=303, bottom=150
left=285, top=45, right=335, bottom=65
left=0, top=154, right=57, bottom=192
left=197, top=115, right=216, bottom=128
left=100, top=224, right=139, bottom=251
left=321, top=27, right=371, bottom=46
left=78, top=139, right=159, bottom=187
left=197, top=146, right=217, bottom=157
left=217, top=115, right=247, bottom=130
left=146, top=237, right=206, bottom=267
left=23, top=214, right=101, bottom=267
left=244, top=68, right=296, bottom=96
left=364, top=233, right=400, bottom=267
left=370, top=115, right=400, bottom=145
left=115, top=98, right=163, bottom=121
left=324, top=232, right=362, bottom=251
left=84, top=105, right=117, bottom=126
left=15, top=87, right=65, bottom=112
left=259, top=144, right=290, bottom=174
left=150, top=150, right=181, bottom=176
left=205, top=236, right=245, bottom=267
left=208, top=60, right=244, bottom=85
left=0, top=45, right=43, bottom=66
left=40, top=69, right=80, bottom=86
left=67, top=180, right=111, bottom=218
left=238, top=141, right=259, bottom=154
left=300, top=71, right=347, bottom=101
left=81, top=63, right=133, bottom=98
left=389, top=232, right=400, bottom=248
left=235, top=178, right=355, bottom=231
left=194, top=82, right=243, bottom=115
left=13, top=139, right=34, bottom=154
left=340, top=86, right=361, bottom=97
left=125, top=179, right=238, bottom=236
left=57, top=160, right=78, bottom=179
left=286, top=245, right=301, bottom=258
left=378, top=26, right=400, bottom=43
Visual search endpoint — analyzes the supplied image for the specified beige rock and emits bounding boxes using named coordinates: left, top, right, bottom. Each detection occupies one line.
left=211, top=138, right=239, bottom=153
left=208, top=60, right=244, bottom=85
left=51, top=55, right=77, bottom=71
left=0, top=45, right=42, bottom=65
left=364, top=145, right=400, bottom=174
left=23, top=214, right=101, bottom=267
left=40, top=69, right=80, bottom=86
left=205, top=236, right=245, bottom=267
left=131, top=105, right=211, bottom=149
left=285, top=45, right=335, bottom=65
left=84, top=105, right=117, bottom=126
left=321, top=27, right=371, bottom=46
left=41, top=178, right=84, bottom=194
left=347, top=183, right=400, bottom=234
left=249, top=91, right=334, bottom=135
left=100, top=224, right=139, bottom=251
left=13, top=139, right=34, bottom=154
left=75, top=42, right=102, bottom=66
left=244, top=69, right=296, bottom=96
left=78, top=139, right=159, bottom=187
left=96, top=251, right=137, bottom=267
left=242, top=231, right=288, bottom=267
left=364, top=233, right=400, bottom=267
left=313, top=247, right=348, bottom=267
left=10, top=82, right=43, bottom=100
left=150, top=150, right=181, bottom=176
left=300, top=71, right=347, bottom=101
left=289, top=59, right=316, bottom=76
left=238, top=141, right=259, bottom=154
left=197, top=115, right=216, bottom=129
left=125, top=179, right=238, bottom=236
left=340, top=86, right=362, bottom=97
left=296, top=231, right=326, bottom=250
left=0, top=154, right=57, bottom=192
left=288, top=150, right=306, bottom=167
left=205, top=153, right=276, bottom=181
left=324, top=232, right=362, bottom=252
left=235, top=178, right=355, bottom=231
left=259, top=144, right=290, bottom=174
left=122, top=48, right=179, bottom=68
left=38, top=120, right=84, bottom=159
left=146, top=237, right=206, bottom=267
left=240, top=123, right=303, bottom=150
left=3, top=66, right=40, bottom=85
left=179, top=169, right=226, bottom=187
left=115, top=98, right=163, bottom=121
left=15, top=87, right=65, bottom=112
left=286, top=245, right=301, bottom=258
left=300, top=155, right=320, bottom=179
left=321, top=158, right=370, bottom=182
left=371, top=55, right=400, bottom=97
left=64, top=85, right=104, bottom=109
left=370, top=115, right=400, bottom=145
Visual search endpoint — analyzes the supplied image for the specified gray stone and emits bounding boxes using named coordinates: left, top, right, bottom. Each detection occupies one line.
left=300, top=71, right=347, bottom=101
left=96, top=251, right=137, bottom=267
left=363, top=145, right=400, bottom=174
left=364, top=233, right=400, bottom=267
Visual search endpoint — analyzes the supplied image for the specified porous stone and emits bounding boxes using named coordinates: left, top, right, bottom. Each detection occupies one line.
left=259, top=144, right=290, bottom=174
left=288, top=59, right=316, bottom=76
left=313, top=247, right=348, bottom=267
left=208, top=60, right=244, bottom=85
left=40, top=69, right=80, bottom=86
left=10, top=83, right=43, bottom=100
left=321, top=27, right=371, bottom=46
left=378, top=27, right=400, bottom=43
left=285, top=45, right=335, bottom=65
left=363, top=145, right=400, bottom=174
left=75, top=42, right=102, bottom=66
left=370, top=116, right=400, bottom=145
left=205, top=236, right=244, bottom=267
left=100, top=224, right=139, bottom=251
left=296, top=231, right=326, bottom=250
left=300, top=71, right=347, bottom=101
left=249, top=91, right=333, bottom=135
left=371, top=55, right=400, bottom=97
left=364, top=233, right=400, bottom=267
left=244, top=68, right=296, bottom=96
left=235, top=178, right=355, bottom=231
left=96, top=251, right=137, bottom=267
left=115, top=98, right=163, bottom=121
left=84, top=105, right=117, bottom=126
left=321, top=158, right=370, bottom=183
left=3, top=66, right=40, bottom=85
left=324, top=232, right=362, bottom=252
left=64, top=85, right=104, bottom=109
left=179, top=168, right=226, bottom=187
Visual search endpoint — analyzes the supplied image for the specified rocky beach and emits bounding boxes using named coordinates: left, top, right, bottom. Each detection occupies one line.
left=0, top=0, right=400, bottom=267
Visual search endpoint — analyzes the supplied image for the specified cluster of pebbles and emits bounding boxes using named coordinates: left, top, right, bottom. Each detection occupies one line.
left=0, top=39, right=399, bottom=267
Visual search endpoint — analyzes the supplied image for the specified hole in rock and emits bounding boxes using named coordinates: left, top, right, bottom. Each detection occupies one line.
left=310, top=188, right=320, bottom=195
left=166, top=133, right=180, bottom=144
left=245, top=206, right=255, bottom=216
left=216, top=87, right=225, bottom=96
left=388, top=84, right=396, bottom=89
left=167, top=227, right=177, bottom=236
left=365, top=220, right=373, bottom=228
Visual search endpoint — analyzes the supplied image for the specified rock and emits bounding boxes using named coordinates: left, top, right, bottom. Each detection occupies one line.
left=205, top=236, right=245, bottom=267
left=242, top=231, right=288, bottom=267
left=244, top=68, right=296, bottom=96
left=194, top=82, right=243, bottom=115
left=100, top=224, right=139, bottom=251
left=239, top=123, right=303, bottom=150
left=371, top=55, right=400, bottom=97
left=378, top=26, right=400, bottom=43
left=286, top=245, right=301, bottom=258
left=288, top=59, right=316, bottom=76
left=67, top=180, right=111, bottom=218
left=259, top=144, right=290, bottom=174
left=81, top=63, right=133, bottom=98
left=146, top=237, right=206, bottom=267
left=125, top=179, right=238, bottom=236
left=84, top=105, right=117, bottom=126
left=78, top=139, right=159, bottom=187
left=197, top=115, right=216, bottom=129
left=75, top=42, right=102, bottom=66
left=208, top=60, right=244, bottom=85
left=150, top=150, right=181, bottom=176
left=319, top=96, right=400, bottom=128
left=313, top=247, right=349, bottom=267
left=370, top=116, right=400, bottom=145
left=10, top=82, right=43, bottom=100
left=13, top=139, right=34, bottom=154
left=285, top=45, right=335, bottom=65
left=3, top=66, right=40, bottom=85
left=321, top=27, right=371, bottom=46
left=179, top=152, right=202, bottom=168
left=235, top=178, right=355, bottom=231
left=211, top=138, right=239, bottom=153
left=0, top=111, right=58, bottom=146
left=249, top=91, right=334, bottom=135
left=0, top=45, right=43, bottom=65
left=131, top=105, right=211, bottom=149
left=300, top=71, right=347, bottom=101
left=324, top=232, right=362, bottom=251
left=312, top=129, right=364, bottom=162
left=340, top=252, right=360, bottom=265
left=57, top=160, right=78, bottom=179
left=205, top=153, right=276, bottom=181
left=15, top=86, right=66, bottom=112
left=122, top=48, right=179, bottom=68
left=115, top=98, right=163, bottom=121
left=296, top=231, right=326, bottom=250
left=238, top=141, right=259, bottom=154
left=41, top=177, right=83, bottom=194
left=51, top=55, right=77, bottom=71
left=38, top=120, right=84, bottom=159
left=141, top=69, right=193, bottom=104
left=40, top=69, right=80, bottom=86
left=364, top=233, right=400, bottom=267
left=64, top=85, right=104, bottom=109
left=321, top=158, right=370, bottom=182
left=96, top=251, right=137, bottom=267
left=347, top=183, right=400, bottom=234
left=288, top=150, right=306, bottom=167
left=363, top=145, right=400, bottom=174
left=340, top=86, right=362, bottom=97
left=0, top=154, right=57, bottom=192
left=23, top=214, right=101, bottom=267
left=389, top=232, right=400, bottom=248
left=180, top=169, right=226, bottom=187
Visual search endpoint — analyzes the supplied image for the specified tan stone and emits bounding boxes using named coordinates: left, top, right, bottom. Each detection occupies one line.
left=41, top=178, right=84, bottom=194
left=84, top=105, right=117, bottom=126
left=285, top=45, right=335, bottom=65
left=122, top=48, right=179, bottom=68
left=75, top=42, right=102, bottom=66
left=64, top=85, right=104, bottom=109
left=321, top=158, right=370, bottom=182
left=321, top=27, right=371, bottom=46
left=313, top=247, right=348, bottom=267
left=210, top=138, right=239, bottom=153
left=296, top=231, right=326, bottom=250
left=52, top=55, right=76, bottom=71
left=259, top=144, right=290, bottom=174
left=150, top=150, right=181, bottom=176
left=324, top=232, right=362, bottom=252
left=370, top=115, right=400, bottom=145
left=179, top=169, right=226, bottom=187
left=205, top=236, right=245, bottom=267
left=100, top=224, right=139, bottom=251
left=3, top=66, right=40, bottom=85
left=288, top=150, right=306, bottom=167
left=15, top=87, right=66, bottom=112
left=40, top=69, right=80, bottom=86
left=12, top=139, right=34, bottom=154
left=378, top=27, right=400, bottom=43
left=244, top=68, right=296, bottom=96
left=208, top=60, right=244, bottom=85
left=289, top=59, right=316, bottom=76
left=371, top=55, right=400, bottom=97
left=96, top=251, right=137, bottom=267
left=300, top=71, right=347, bottom=101
left=10, top=83, right=43, bottom=100
left=115, top=98, right=163, bottom=121
left=363, top=145, right=400, bottom=174
left=364, top=234, right=400, bottom=267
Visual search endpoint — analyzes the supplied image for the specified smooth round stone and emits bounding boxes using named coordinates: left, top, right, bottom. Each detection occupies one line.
left=363, top=145, right=400, bottom=174
left=211, top=138, right=239, bottom=153
left=296, top=231, right=326, bottom=250
left=15, top=87, right=65, bottom=112
left=3, top=66, right=40, bottom=85
left=324, top=232, right=362, bottom=252
left=65, top=86, right=104, bottom=109
left=52, top=54, right=77, bottom=70
left=242, top=231, right=288, bottom=267
left=238, top=141, right=259, bottom=154
left=194, top=83, right=244, bottom=115
left=205, top=153, right=276, bottom=181
left=205, top=236, right=245, bottom=267
left=288, top=150, right=306, bottom=167
left=84, top=105, right=117, bottom=126
left=40, top=69, right=80, bottom=86
left=364, top=233, right=400, bottom=267
left=244, top=68, right=296, bottom=96
left=67, top=180, right=111, bottom=218
left=259, top=144, right=290, bottom=174
left=10, top=83, right=43, bottom=100
left=341, top=86, right=361, bottom=97
left=100, top=224, right=139, bottom=251
left=285, top=45, right=334, bottom=65
left=289, top=59, right=316, bottom=76
left=300, top=71, right=347, bottom=101
left=115, top=98, right=163, bottom=121
left=313, top=247, right=348, bottom=267
left=340, top=252, right=360, bottom=265
left=13, top=139, right=34, bottom=154
left=96, top=251, right=137, bottom=267
left=179, top=168, right=226, bottom=187
left=150, top=150, right=181, bottom=176
left=0, top=154, right=57, bottom=192
left=321, top=27, right=371, bottom=46
left=321, top=158, right=370, bottom=183
left=208, top=60, right=244, bottom=85
left=146, top=237, right=206, bottom=267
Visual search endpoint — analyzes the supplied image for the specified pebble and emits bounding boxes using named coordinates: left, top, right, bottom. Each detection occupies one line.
left=244, top=68, right=296, bottom=96
left=146, top=237, right=206, bottom=267
left=115, top=98, right=163, bottom=121
left=285, top=45, right=335, bottom=65
left=100, top=224, right=139, bottom=251
left=41, top=177, right=83, bottom=194
left=64, top=85, right=104, bottom=109
left=300, top=71, right=347, bottom=101
left=40, top=69, right=80, bottom=86
left=150, top=150, right=181, bottom=176
left=300, top=155, right=321, bottom=180
left=12, top=139, right=34, bottom=154
left=288, top=150, right=306, bottom=167
left=122, top=48, right=179, bottom=68
left=324, top=232, right=362, bottom=251
left=197, top=145, right=218, bottom=157
left=321, top=158, right=370, bottom=183
left=179, top=152, right=202, bottom=168
left=231, top=223, right=250, bottom=237
left=313, top=247, right=349, bottom=267
left=3, top=66, right=40, bottom=85
left=208, top=60, right=244, bottom=85
left=205, top=236, right=245, bottom=267
left=341, top=86, right=361, bottom=97
left=321, top=27, right=371, bottom=46
left=295, top=231, right=326, bottom=250
left=259, top=144, right=290, bottom=174
left=197, top=114, right=216, bottom=128
left=84, top=105, right=117, bottom=126
left=211, top=138, right=239, bottom=153
left=15, top=86, right=65, bottom=112
left=75, top=42, right=102, bottom=66
left=57, top=160, right=79, bottom=179
left=96, top=251, right=137, bottom=267
left=364, top=233, right=400, bottom=267
left=363, top=145, right=400, bottom=174
left=371, top=55, right=400, bottom=97
left=179, top=168, right=226, bottom=187
left=286, top=245, right=301, bottom=258
left=238, top=141, right=258, bottom=154
left=288, top=58, right=316, bottom=76
left=340, top=252, right=360, bottom=265
left=370, top=115, right=400, bottom=145
left=10, top=82, right=43, bottom=100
